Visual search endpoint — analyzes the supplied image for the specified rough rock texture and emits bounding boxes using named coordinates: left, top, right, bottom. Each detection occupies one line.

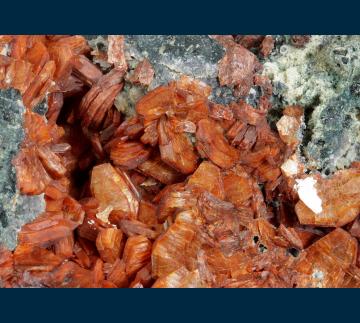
left=0, top=89, right=45, bottom=250
left=87, top=35, right=360, bottom=176
left=87, top=35, right=236, bottom=118
left=264, top=35, right=360, bottom=174
left=125, top=35, right=224, bottom=90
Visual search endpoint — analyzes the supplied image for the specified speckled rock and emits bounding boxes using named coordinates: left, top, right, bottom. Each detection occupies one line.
left=86, top=35, right=237, bottom=114
left=125, top=35, right=223, bottom=89
left=264, top=36, right=360, bottom=174
left=0, top=89, right=45, bottom=250
left=305, top=90, right=360, bottom=173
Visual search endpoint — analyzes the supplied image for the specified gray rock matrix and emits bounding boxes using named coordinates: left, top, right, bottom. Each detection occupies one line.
left=264, top=35, right=360, bottom=174
left=0, top=89, right=44, bottom=250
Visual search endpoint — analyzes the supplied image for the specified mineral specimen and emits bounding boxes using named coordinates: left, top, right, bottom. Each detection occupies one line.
left=0, top=35, right=359, bottom=289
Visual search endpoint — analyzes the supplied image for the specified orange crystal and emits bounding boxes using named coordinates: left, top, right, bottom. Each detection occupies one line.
left=295, top=169, right=360, bottom=227
left=90, top=163, right=139, bottom=219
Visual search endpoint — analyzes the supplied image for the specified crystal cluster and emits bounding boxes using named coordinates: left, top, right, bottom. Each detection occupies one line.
left=0, top=35, right=359, bottom=288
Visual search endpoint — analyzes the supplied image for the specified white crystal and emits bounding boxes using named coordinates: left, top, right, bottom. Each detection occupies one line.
left=281, top=158, right=299, bottom=177
left=295, top=177, right=323, bottom=214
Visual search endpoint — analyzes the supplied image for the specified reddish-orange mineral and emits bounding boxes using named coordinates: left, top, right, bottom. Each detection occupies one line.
left=90, top=163, right=139, bottom=219
left=196, top=118, right=239, bottom=169
left=107, top=35, right=127, bottom=71
left=158, top=115, right=198, bottom=174
left=1, top=35, right=359, bottom=289
left=218, top=43, right=261, bottom=96
left=294, top=169, right=360, bottom=227
left=294, top=229, right=357, bottom=287
left=128, top=59, right=154, bottom=86
left=260, top=36, right=275, bottom=58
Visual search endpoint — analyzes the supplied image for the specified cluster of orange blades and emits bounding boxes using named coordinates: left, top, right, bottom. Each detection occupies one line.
left=0, top=35, right=360, bottom=288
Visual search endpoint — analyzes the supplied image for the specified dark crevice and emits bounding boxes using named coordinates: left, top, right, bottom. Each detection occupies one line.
left=0, top=210, right=8, bottom=228
left=299, top=94, right=321, bottom=162
left=32, top=100, right=48, bottom=116
left=258, top=244, right=268, bottom=253
left=287, top=247, right=300, bottom=257
left=267, top=105, right=284, bottom=131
